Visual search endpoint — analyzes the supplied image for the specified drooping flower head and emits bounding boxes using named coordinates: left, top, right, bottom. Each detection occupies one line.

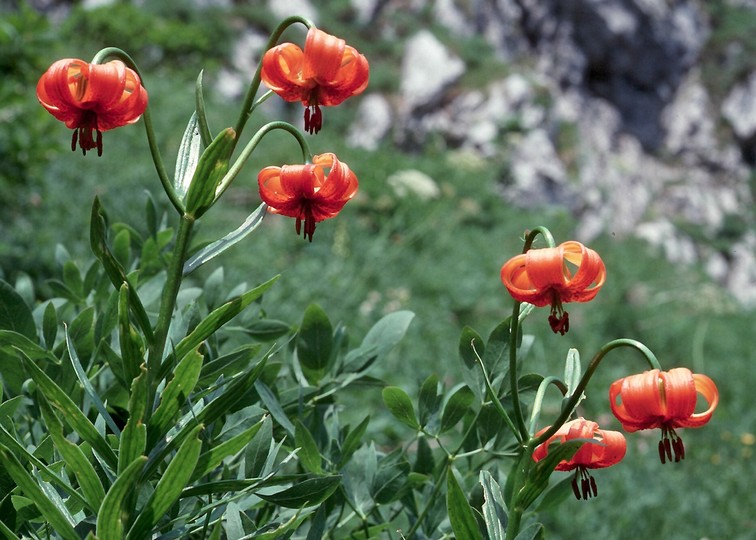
left=500, top=241, right=606, bottom=334
left=258, top=152, right=358, bottom=241
left=37, top=59, right=148, bottom=156
left=533, top=418, right=626, bottom=500
left=610, top=368, right=719, bottom=464
left=261, top=27, right=369, bottom=134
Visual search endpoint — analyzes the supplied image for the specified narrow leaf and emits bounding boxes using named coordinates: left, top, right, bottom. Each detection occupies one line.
left=118, top=283, right=144, bottom=385
left=195, top=70, right=212, bottom=145
left=0, top=423, right=90, bottom=510
left=119, top=369, right=148, bottom=474
left=295, top=420, right=322, bottom=474
left=97, top=456, right=147, bottom=540
left=447, top=468, right=484, bottom=540
left=515, top=522, right=545, bottom=540
left=148, top=349, right=203, bottom=447
left=0, top=444, right=80, bottom=540
left=191, top=417, right=265, bottom=482
left=165, top=276, right=279, bottom=379
left=480, top=470, right=507, bottom=540
left=174, top=112, right=202, bottom=199
left=257, top=475, right=341, bottom=508
left=89, top=197, right=153, bottom=342
left=143, top=356, right=268, bottom=480
left=382, top=387, right=419, bottom=430
left=338, top=416, right=370, bottom=468
left=184, top=127, right=236, bottom=218
left=183, top=203, right=267, bottom=275
left=38, top=398, right=105, bottom=513
left=65, top=325, right=121, bottom=436
left=127, top=425, right=204, bottom=540
left=19, top=352, right=118, bottom=470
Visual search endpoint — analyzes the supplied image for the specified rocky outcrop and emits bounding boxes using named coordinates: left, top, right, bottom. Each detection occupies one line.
left=343, top=0, right=755, bottom=305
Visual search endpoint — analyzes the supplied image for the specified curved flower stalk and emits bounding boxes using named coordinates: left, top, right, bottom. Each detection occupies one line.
left=533, top=418, right=626, bottom=500
left=258, top=152, right=359, bottom=241
left=37, top=58, right=148, bottom=156
left=261, top=27, right=369, bottom=134
left=610, top=368, right=719, bottom=463
left=500, top=240, right=606, bottom=334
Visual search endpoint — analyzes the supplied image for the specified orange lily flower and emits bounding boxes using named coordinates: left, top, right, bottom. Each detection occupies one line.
left=500, top=241, right=606, bottom=334
left=37, top=59, right=148, bottom=156
left=258, top=152, right=358, bottom=241
left=533, top=418, right=626, bottom=500
left=261, top=27, right=369, bottom=134
left=610, top=368, right=719, bottom=463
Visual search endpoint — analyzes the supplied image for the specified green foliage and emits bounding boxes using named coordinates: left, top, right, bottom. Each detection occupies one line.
left=0, top=2, right=753, bottom=539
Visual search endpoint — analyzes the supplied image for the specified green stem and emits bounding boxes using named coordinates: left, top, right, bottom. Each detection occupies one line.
left=404, top=459, right=451, bottom=538
left=234, top=15, right=314, bottom=140
left=508, top=301, right=530, bottom=441
left=214, top=121, right=312, bottom=201
left=528, top=376, right=568, bottom=435
left=91, top=47, right=185, bottom=215
left=475, top=353, right=523, bottom=444
left=145, top=214, right=195, bottom=416
left=532, top=338, right=661, bottom=447
left=507, top=227, right=557, bottom=441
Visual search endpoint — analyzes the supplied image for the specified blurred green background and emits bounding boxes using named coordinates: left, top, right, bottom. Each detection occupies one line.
left=1, top=1, right=754, bottom=538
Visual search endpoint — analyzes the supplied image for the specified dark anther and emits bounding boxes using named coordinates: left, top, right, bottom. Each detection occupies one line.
left=571, top=475, right=582, bottom=500
left=548, top=311, right=570, bottom=335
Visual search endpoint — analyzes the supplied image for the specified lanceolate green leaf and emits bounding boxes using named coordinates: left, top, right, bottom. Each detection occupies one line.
left=174, top=111, right=202, bottom=200
left=190, top=417, right=265, bottom=482
left=479, top=470, right=507, bottom=540
left=38, top=398, right=105, bottom=513
left=0, top=444, right=80, bottom=540
left=182, top=202, right=267, bottom=275
left=147, top=349, right=203, bottom=447
left=257, top=475, right=341, bottom=509
left=163, top=276, right=279, bottom=380
left=126, top=426, right=204, bottom=540
left=0, top=423, right=90, bottom=511
left=0, top=330, right=59, bottom=364
left=446, top=468, right=484, bottom=540
left=118, top=283, right=144, bottom=385
left=65, top=325, right=121, bottom=436
left=19, top=352, right=118, bottom=470
left=90, top=197, right=153, bottom=342
left=96, top=456, right=147, bottom=540
left=295, top=420, right=322, bottom=474
left=143, top=356, right=268, bottom=480
left=119, top=369, right=148, bottom=474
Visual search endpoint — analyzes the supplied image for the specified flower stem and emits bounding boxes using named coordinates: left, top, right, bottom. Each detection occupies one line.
left=234, top=15, right=314, bottom=140
left=532, top=338, right=661, bottom=447
left=507, top=227, right=557, bottom=442
left=91, top=47, right=184, bottom=215
left=214, top=121, right=312, bottom=201
left=145, top=214, right=195, bottom=417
